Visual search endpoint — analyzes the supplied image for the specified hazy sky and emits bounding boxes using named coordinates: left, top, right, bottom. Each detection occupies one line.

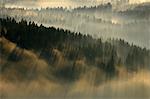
left=1, top=0, right=150, bottom=8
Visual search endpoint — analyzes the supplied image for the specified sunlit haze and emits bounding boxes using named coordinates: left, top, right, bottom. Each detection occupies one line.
left=1, top=0, right=150, bottom=9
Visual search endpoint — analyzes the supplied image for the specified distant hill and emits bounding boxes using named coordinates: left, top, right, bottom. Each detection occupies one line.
left=118, top=2, right=150, bottom=19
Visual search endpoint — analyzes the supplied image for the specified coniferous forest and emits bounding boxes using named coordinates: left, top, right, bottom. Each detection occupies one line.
left=0, top=2, right=150, bottom=98
left=1, top=17, right=149, bottom=81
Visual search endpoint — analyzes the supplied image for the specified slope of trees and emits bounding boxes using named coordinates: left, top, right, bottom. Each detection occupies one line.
left=0, top=17, right=150, bottom=80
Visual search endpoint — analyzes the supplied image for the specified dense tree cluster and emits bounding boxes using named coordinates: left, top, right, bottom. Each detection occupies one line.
left=0, top=17, right=149, bottom=80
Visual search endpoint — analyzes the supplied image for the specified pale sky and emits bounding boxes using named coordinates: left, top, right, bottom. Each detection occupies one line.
left=1, top=0, right=150, bottom=8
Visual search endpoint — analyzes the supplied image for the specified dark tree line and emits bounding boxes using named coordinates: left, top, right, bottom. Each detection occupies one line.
left=0, top=17, right=149, bottom=80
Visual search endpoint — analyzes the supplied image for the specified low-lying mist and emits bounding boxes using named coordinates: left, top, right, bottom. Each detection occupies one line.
left=0, top=37, right=150, bottom=99
left=1, top=70, right=150, bottom=99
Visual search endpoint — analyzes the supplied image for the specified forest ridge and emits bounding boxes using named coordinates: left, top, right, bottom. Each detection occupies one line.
left=0, top=17, right=150, bottom=82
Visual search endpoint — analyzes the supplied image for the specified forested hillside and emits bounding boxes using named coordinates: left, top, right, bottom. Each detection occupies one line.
left=1, top=3, right=150, bottom=49
left=0, top=17, right=150, bottom=82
